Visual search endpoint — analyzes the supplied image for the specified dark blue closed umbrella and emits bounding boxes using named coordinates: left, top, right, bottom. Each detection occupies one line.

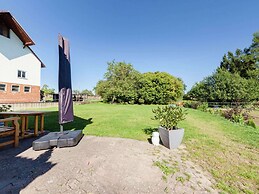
left=58, top=34, right=74, bottom=128
left=32, top=34, right=83, bottom=151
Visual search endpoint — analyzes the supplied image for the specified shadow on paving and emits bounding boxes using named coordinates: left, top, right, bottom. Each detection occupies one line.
left=0, top=137, right=55, bottom=193
left=0, top=115, right=91, bottom=193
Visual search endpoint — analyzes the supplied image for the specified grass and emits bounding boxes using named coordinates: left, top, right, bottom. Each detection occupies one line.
left=30, top=103, right=258, bottom=193
left=153, top=160, right=179, bottom=176
left=181, top=109, right=259, bottom=194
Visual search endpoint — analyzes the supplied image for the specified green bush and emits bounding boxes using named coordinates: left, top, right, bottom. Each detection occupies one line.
left=207, top=108, right=222, bottom=115
left=138, top=98, right=145, bottom=104
left=183, top=101, right=202, bottom=109
left=129, top=100, right=135, bottom=105
left=221, top=107, right=255, bottom=127
left=197, top=102, right=208, bottom=112
left=246, top=119, right=257, bottom=128
left=232, top=114, right=245, bottom=125
left=152, top=105, right=187, bottom=130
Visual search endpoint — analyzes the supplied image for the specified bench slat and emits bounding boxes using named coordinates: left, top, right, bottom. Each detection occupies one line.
left=0, top=140, right=15, bottom=148
left=0, top=130, right=15, bottom=137
left=0, top=117, right=20, bottom=148
left=0, top=127, right=14, bottom=132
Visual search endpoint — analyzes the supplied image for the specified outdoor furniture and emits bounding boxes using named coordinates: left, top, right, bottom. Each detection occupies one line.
left=0, top=111, right=46, bottom=138
left=0, top=117, right=20, bottom=148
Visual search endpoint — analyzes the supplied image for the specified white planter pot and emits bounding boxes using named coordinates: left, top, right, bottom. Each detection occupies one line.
left=158, top=126, right=184, bottom=149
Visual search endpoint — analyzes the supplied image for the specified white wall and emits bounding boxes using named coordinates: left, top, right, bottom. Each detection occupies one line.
left=0, top=30, right=41, bottom=86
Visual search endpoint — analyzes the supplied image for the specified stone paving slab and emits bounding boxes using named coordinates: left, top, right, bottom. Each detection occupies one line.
left=0, top=136, right=219, bottom=193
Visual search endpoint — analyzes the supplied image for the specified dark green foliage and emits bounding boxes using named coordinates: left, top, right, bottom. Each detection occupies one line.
left=219, top=32, right=259, bottom=79
left=95, top=61, right=184, bottom=104
left=0, top=105, right=12, bottom=112
left=183, top=101, right=202, bottom=109
left=152, top=105, right=187, bottom=130
left=219, top=49, right=258, bottom=79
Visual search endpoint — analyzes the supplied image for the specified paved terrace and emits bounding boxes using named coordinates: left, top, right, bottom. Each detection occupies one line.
left=0, top=136, right=218, bottom=193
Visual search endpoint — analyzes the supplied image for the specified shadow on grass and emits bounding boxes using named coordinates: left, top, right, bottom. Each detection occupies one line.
left=143, top=127, right=158, bottom=135
left=30, top=111, right=93, bottom=132
left=143, top=127, right=158, bottom=145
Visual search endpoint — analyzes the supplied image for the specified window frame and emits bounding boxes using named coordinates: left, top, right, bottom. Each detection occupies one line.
left=18, top=70, right=27, bottom=79
left=24, top=86, right=31, bottom=93
left=0, top=84, right=6, bottom=92
left=11, top=85, right=20, bottom=92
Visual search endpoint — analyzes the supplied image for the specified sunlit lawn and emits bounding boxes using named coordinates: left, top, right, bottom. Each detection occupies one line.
left=33, top=103, right=258, bottom=194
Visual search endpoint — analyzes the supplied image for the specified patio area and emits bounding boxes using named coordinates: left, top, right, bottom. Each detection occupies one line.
left=0, top=135, right=218, bottom=193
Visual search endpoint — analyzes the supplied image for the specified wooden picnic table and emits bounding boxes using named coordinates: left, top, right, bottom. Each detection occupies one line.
left=0, top=111, right=50, bottom=138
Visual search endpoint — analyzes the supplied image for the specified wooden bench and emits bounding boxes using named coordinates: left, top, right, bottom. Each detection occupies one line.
left=0, top=117, right=20, bottom=148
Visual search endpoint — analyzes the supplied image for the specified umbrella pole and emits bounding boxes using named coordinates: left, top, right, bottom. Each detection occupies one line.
left=60, top=124, right=64, bottom=133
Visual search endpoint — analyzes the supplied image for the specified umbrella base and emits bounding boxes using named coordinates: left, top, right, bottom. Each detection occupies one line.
left=32, top=130, right=83, bottom=151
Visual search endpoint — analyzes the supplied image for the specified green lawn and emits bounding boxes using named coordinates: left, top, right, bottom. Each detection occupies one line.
left=37, top=103, right=258, bottom=194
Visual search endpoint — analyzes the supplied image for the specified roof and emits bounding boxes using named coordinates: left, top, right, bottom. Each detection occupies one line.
left=0, top=11, right=45, bottom=67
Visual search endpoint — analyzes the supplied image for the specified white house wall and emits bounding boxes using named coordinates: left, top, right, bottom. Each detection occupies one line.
left=0, top=30, right=41, bottom=86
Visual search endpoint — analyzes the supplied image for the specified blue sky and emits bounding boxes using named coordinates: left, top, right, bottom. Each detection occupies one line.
left=1, top=0, right=259, bottom=92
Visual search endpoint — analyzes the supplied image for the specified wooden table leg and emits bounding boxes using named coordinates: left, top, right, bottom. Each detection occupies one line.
left=40, top=114, right=44, bottom=134
left=21, top=116, right=26, bottom=138
left=25, top=116, right=29, bottom=131
left=34, top=115, right=39, bottom=136
left=13, top=119, right=19, bottom=147
left=3, top=115, right=8, bottom=126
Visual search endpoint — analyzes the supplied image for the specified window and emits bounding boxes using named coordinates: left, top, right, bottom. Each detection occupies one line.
left=12, top=85, right=20, bottom=92
left=24, top=86, right=31, bottom=93
left=18, top=70, right=26, bottom=79
left=0, top=22, right=10, bottom=38
left=0, top=84, right=6, bottom=91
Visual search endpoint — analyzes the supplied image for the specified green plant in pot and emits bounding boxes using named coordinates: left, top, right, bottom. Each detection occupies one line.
left=152, top=105, right=187, bottom=149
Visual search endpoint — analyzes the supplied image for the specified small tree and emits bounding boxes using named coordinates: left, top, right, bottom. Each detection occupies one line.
left=81, top=89, right=94, bottom=96
left=95, top=61, right=141, bottom=104
left=41, top=84, right=55, bottom=95
left=41, top=84, right=55, bottom=101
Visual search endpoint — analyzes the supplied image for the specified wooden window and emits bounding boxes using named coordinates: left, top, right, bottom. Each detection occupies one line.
left=11, top=85, right=20, bottom=92
left=0, top=22, right=10, bottom=38
left=18, top=70, right=26, bottom=79
left=24, top=86, right=31, bottom=93
left=0, top=84, right=6, bottom=91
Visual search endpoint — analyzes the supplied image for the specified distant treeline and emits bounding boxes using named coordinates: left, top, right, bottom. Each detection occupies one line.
left=185, top=32, right=259, bottom=102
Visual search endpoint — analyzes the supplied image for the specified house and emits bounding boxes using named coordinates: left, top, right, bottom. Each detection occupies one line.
left=0, top=11, right=45, bottom=103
